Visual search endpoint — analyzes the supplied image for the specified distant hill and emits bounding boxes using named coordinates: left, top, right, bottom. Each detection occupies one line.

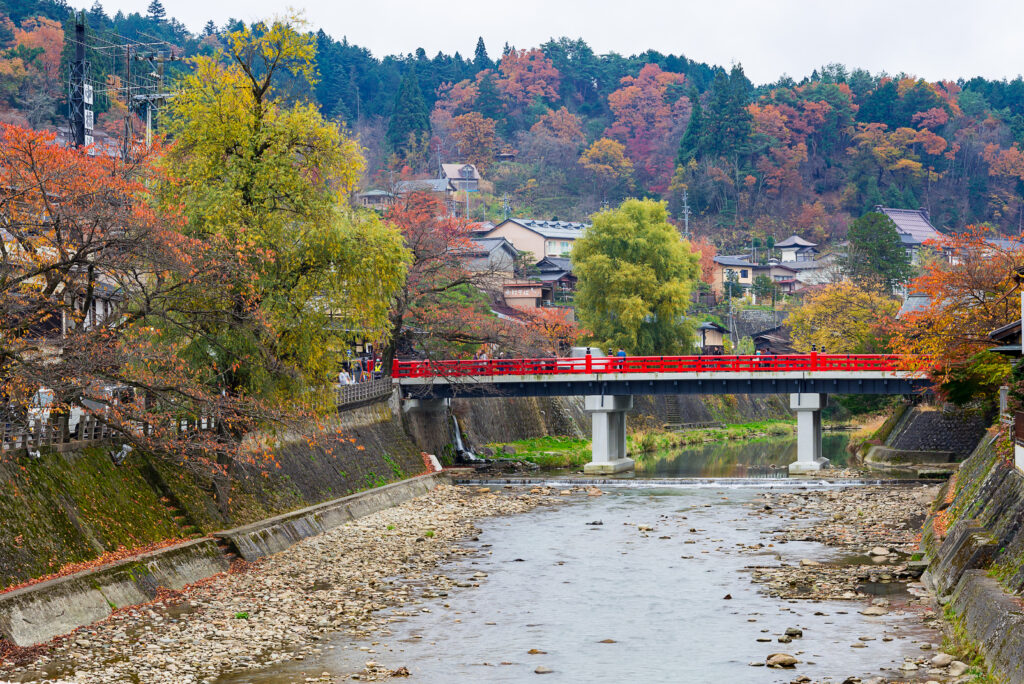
left=3, top=0, right=1024, bottom=248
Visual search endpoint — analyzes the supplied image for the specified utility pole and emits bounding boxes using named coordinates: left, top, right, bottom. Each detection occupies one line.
left=68, top=13, right=92, bottom=148
left=681, top=189, right=691, bottom=238
left=132, top=51, right=180, bottom=149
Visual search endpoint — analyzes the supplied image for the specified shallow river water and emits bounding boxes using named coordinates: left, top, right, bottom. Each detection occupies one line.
left=225, top=477, right=937, bottom=683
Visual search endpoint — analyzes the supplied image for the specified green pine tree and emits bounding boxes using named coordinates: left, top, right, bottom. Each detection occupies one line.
left=677, top=88, right=704, bottom=164
left=703, top=66, right=752, bottom=159
left=386, top=65, right=430, bottom=154
left=841, top=212, right=914, bottom=292
left=146, top=0, right=166, bottom=21
left=475, top=71, right=505, bottom=127
left=473, top=37, right=491, bottom=71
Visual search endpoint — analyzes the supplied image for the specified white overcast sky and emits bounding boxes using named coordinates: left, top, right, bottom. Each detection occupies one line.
left=92, top=0, right=1022, bottom=84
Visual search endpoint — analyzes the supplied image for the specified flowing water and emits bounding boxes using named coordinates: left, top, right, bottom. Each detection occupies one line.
left=632, top=434, right=851, bottom=479
left=223, top=472, right=938, bottom=682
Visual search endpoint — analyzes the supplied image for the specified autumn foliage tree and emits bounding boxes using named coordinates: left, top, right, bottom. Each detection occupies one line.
left=579, top=137, right=633, bottom=201
left=605, top=63, right=689, bottom=192
left=786, top=281, right=899, bottom=353
left=450, top=111, right=497, bottom=175
left=163, top=15, right=408, bottom=400
left=0, top=124, right=296, bottom=477
left=891, top=228, right=1024, bottom=370
left=381, top=192, right=510, bottom=369
left=521, top=307, right=587, bottom=355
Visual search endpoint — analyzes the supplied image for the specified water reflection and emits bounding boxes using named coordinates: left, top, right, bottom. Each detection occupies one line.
left=633, top=434, right=850, bottom=478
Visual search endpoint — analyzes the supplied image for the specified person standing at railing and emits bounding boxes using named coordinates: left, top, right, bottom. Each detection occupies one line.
left=616, top=347, right=626, bottom=371
left=338, top=368, right=354, bottom=386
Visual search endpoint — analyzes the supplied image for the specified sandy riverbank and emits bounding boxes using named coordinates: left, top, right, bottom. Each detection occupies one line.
left=0, top=483, right=575, bottom=684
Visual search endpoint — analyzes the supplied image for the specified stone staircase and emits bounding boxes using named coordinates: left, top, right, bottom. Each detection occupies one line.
left=664, top=395, right=682, bottom=430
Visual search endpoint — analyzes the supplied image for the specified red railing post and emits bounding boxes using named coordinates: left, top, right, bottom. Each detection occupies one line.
left=586, top=353, right=592, bottom=374
left=810, top=351, right=817, bottom=372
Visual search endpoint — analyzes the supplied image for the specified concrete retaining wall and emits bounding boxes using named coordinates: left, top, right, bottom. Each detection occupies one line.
left=0, top=539, right=228, bottom=647
left=215, top=472, right=448, bottom=561
left=921, top=429, right=1024, bottom=680
left=888, top=406, right=988, bottom=457
left=0, top=471, right=449, bottom=647
left=950, top=571, right=1024, bottom=684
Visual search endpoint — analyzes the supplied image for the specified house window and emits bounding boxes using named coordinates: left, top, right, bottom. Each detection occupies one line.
left=561, top=241, right=570, bottom=254
left=740, top=269, right=749, bottom=279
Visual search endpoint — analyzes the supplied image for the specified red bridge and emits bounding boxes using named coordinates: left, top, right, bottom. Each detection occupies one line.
left=394, top=353, right=930, bottom=476
left=392, top=353, right=927, bottom=399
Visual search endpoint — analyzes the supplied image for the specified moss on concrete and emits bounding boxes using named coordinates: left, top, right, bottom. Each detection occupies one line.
left=0, top=448, right=182, bottom=590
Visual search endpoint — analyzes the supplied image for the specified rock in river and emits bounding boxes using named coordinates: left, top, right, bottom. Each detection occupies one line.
left=766, top=653, right=798, bottom=668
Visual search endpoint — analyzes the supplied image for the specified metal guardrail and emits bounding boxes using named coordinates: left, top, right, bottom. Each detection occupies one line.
left=335, top=377, right=393, bottom=407
left=1, top=380, right=395, bottom=454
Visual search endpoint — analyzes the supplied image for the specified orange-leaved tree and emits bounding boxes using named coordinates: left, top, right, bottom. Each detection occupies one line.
left=0, top=124, right=301, bottom=477
left=381, top=192, right=512, bottom=369
left=521, top=307, right=588, bottom=356
left=891, top=227, right=1024, bottom=371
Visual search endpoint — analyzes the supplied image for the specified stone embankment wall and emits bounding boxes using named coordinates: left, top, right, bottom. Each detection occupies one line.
left=888, top=406, right=988, bottom=457
left=862, top=404, right=988, bottom=470
left=0, top=392, right=424, bottom=592
left=921, top=431, right=1024, bottom=682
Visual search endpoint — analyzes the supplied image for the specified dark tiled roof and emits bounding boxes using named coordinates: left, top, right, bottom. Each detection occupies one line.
left=775, top=235, right=817, bottom=248
left=537, top=256, right=572, bottom=271
left=714, top=255, right=755, bottom=267
left=897, top=294, right=931, bottom=319
left=877, top=207, right=942, bottom=244
left=471, top=237, right=516, bottom=254
left=395, top=179, right=452, bottom=193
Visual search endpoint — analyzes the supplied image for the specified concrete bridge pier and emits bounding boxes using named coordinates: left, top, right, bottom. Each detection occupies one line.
left=789, top=393, right=829, bottom=475
left=583, top=395, right=634, bottom=474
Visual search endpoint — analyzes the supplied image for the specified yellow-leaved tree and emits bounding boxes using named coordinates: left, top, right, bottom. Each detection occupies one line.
left=786, top=281, right=899, bottom=353
left=572, top=199, right=700, bottom=355
left=161, top=14, right=409, bottom=400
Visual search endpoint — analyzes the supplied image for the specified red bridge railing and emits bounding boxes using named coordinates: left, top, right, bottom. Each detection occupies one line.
left=392, top=353, right=918, bottom=379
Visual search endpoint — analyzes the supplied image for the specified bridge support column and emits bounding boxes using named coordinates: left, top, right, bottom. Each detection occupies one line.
left=583, top=395, right=634, bottom=474
left=789, top=393, right=828, bottom=475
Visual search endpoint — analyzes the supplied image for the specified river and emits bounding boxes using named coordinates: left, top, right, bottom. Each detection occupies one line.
left=222, top=437, right=940, bottom=683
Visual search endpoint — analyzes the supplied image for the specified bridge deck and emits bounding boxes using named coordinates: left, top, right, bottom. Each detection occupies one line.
left=393, top=354, right=930, bottom=399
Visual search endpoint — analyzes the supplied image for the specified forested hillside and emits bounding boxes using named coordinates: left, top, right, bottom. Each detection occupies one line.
left=4, top=0, right=1024, bottom=247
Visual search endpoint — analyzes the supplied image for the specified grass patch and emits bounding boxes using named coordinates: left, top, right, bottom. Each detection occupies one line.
left=423, top=530, right=435, bottom=538
left=489, top=436, right=592, bottom=469
left=940, top=605, right=998, bottom=683
left=628, top=420, right=796, bottom=453
left=234, top=612, right=249, bottom=620
left=492, top=420, right=797, bottom=468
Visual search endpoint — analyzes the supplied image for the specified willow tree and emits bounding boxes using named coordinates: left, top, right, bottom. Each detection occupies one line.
left=162, top=15, right=408, bottom=400
left=572, top=199, right=700, bottom=355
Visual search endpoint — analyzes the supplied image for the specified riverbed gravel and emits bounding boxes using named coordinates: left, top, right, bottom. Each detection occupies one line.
left=743, top=483, right=980, bottom=683
left=0, top=483, right=567, bottom=684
